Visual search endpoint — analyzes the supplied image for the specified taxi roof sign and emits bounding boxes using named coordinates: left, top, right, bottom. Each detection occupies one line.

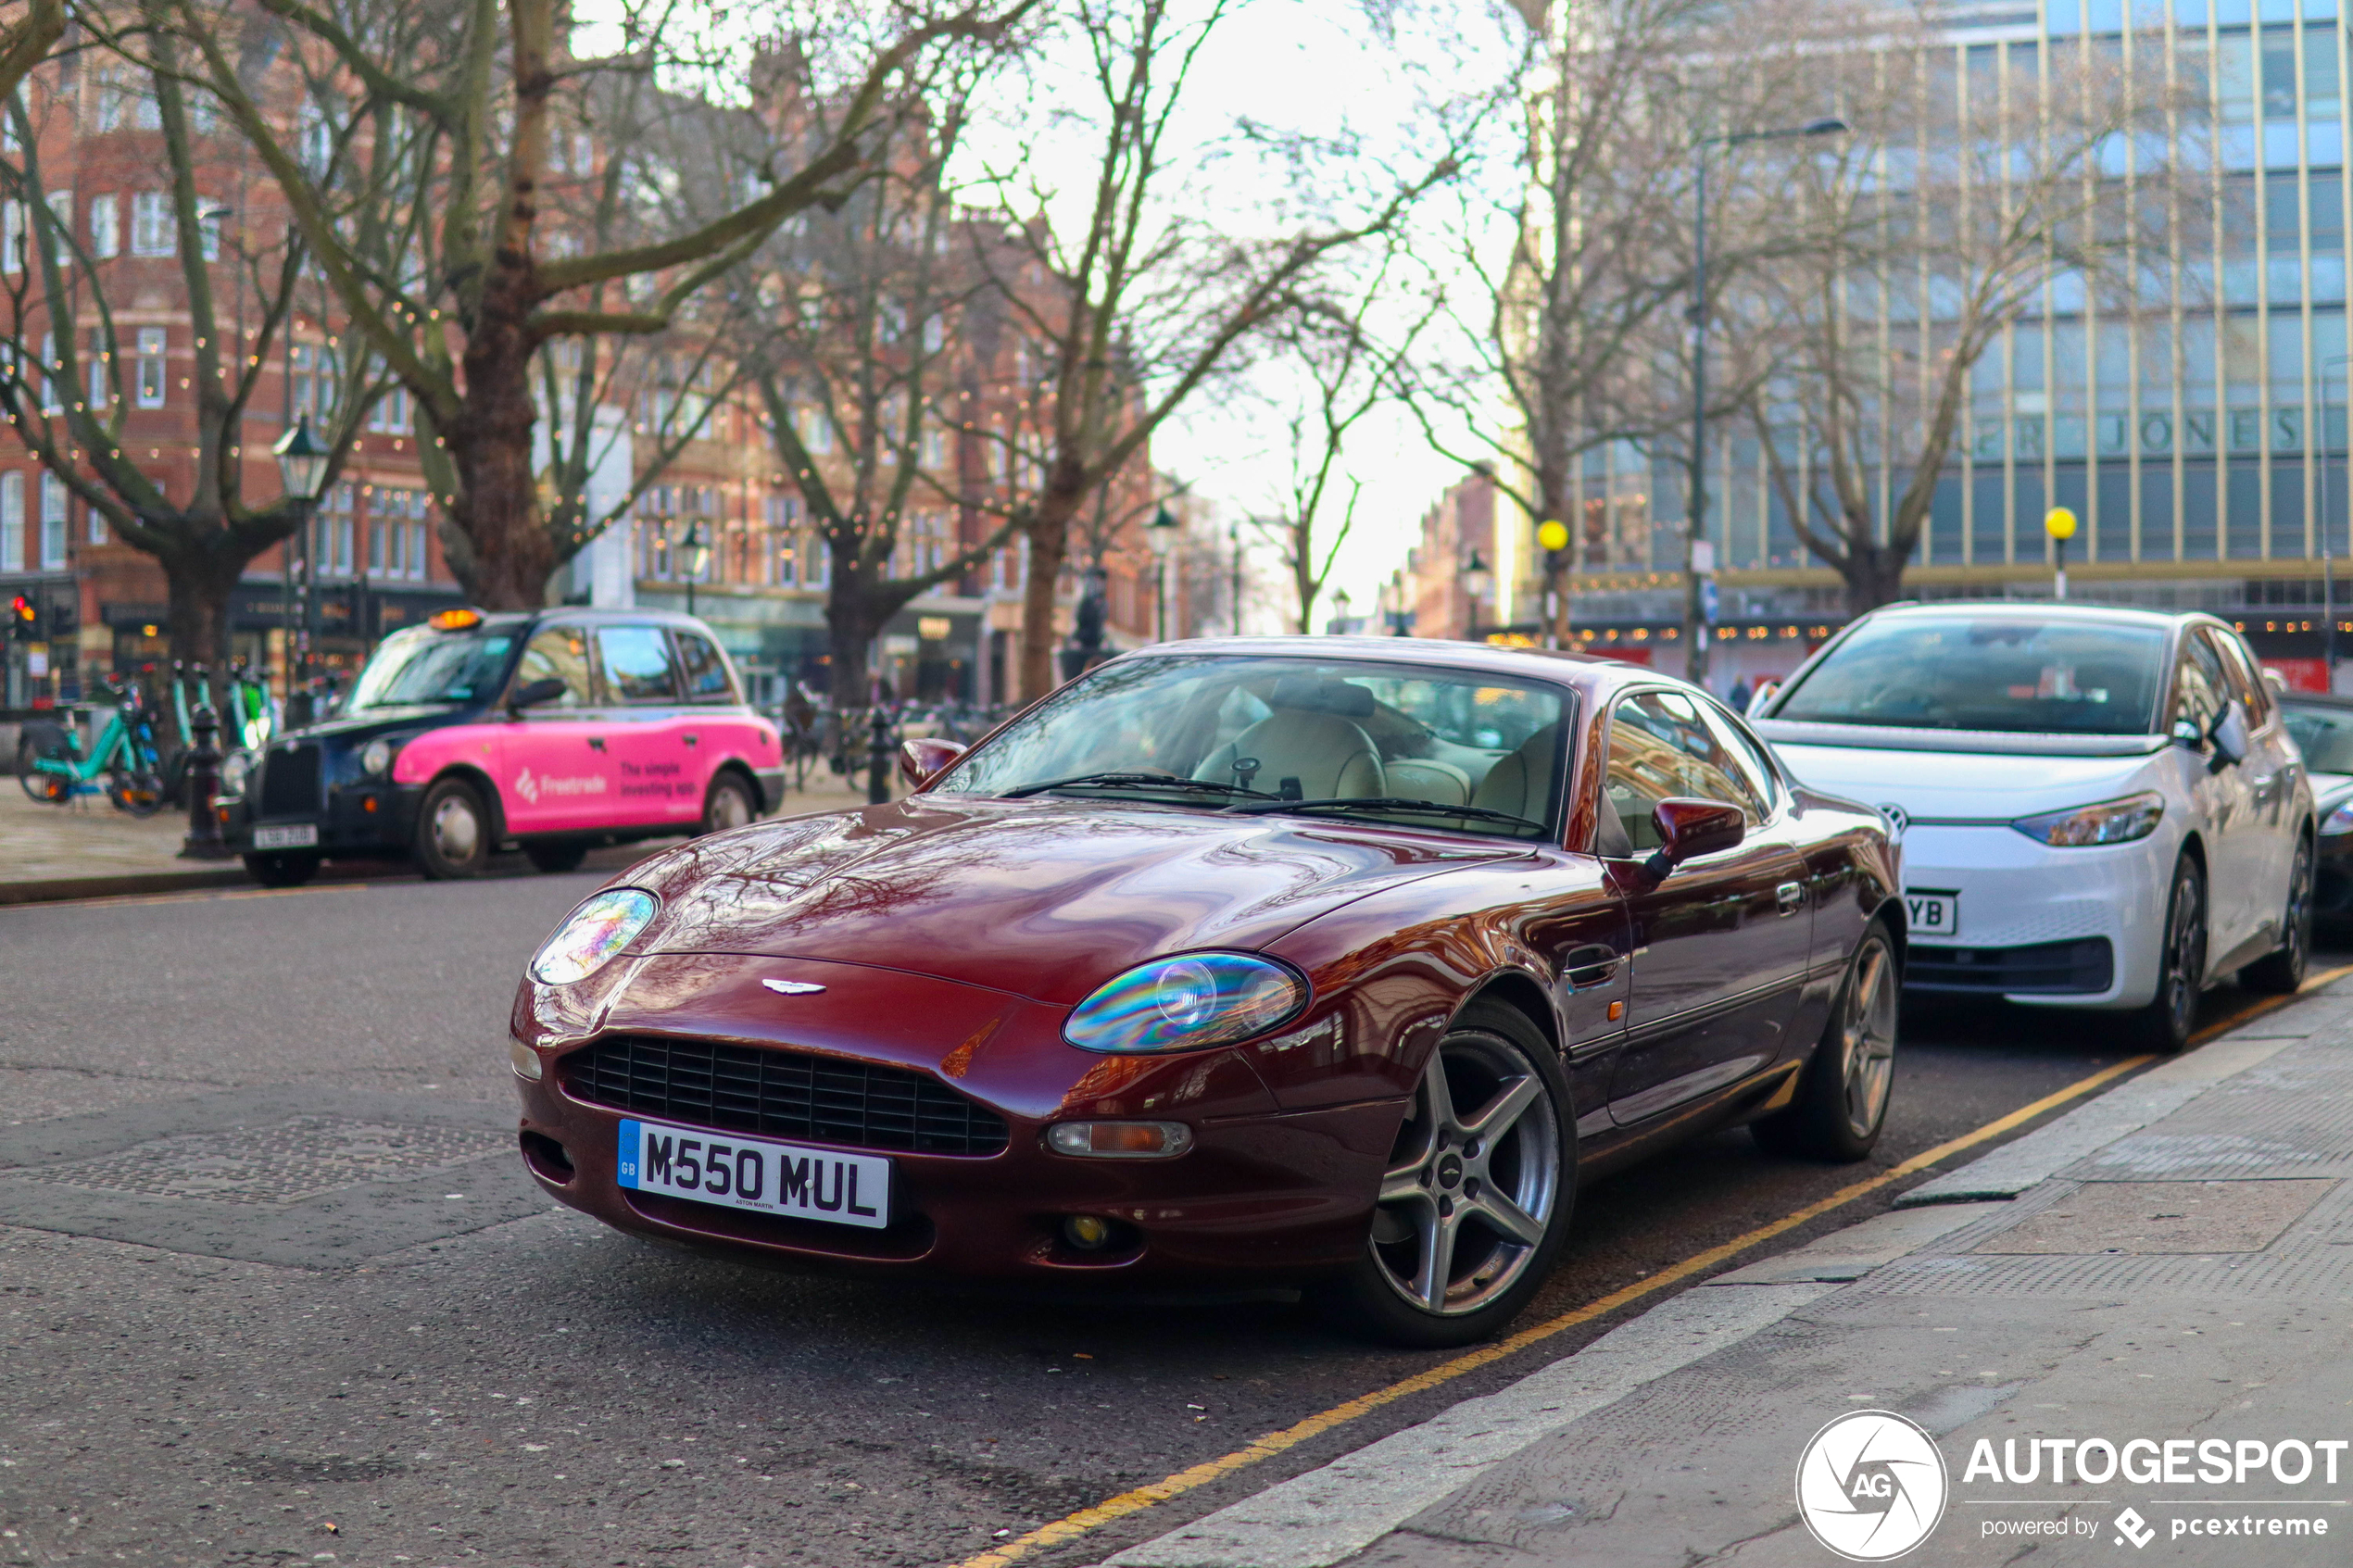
left=429, top=608, right=483, bottom=631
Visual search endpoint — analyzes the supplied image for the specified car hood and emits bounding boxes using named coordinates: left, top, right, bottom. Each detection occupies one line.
left=2313, top=771, right=2353, bottom=809
left=1771, top=741, right=2164, bottom=822
left=283, top=705, right=472, bottom=747
left=627, top=795, right=1520, bottom=1006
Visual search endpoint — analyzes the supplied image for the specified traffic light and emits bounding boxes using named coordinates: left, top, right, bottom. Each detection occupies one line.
left=7, top=595, right=33, bottom=640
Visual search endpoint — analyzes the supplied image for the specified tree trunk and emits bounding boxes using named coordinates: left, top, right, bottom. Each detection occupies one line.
left=447, top=307, right=554, bottom=610
left=1839, top=538, right=1909, bottom=615
left=1017, top=483, right=1084, bottom=705
left=161, top=542, right=241, bottom=702
left=825, top=571, right=883, bottom=710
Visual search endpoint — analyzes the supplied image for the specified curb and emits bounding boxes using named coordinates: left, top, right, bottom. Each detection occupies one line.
left=0, top=867, right=253, bottom=906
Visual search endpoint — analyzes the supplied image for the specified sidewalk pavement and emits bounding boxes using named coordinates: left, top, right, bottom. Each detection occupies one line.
left=1108, top=976, right=2353, bottom=1567
left=0, top=768, right=885, bottom=901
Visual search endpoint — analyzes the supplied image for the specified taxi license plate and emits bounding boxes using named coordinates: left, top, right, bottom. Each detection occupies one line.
left=1906, top=890, right=1958, bottom=937
left=253, top=823, right=319, bottom=849
left=616, top=1118, right=891, bottom=1230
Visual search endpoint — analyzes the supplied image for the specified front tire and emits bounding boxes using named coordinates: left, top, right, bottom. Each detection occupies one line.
left=415, top=776, right=492, bottom=879
left=1752, top=919, right=1898, bottom=1162
left=243, top=851, right=320, bottom=888
left=1312, top=1003, right=1574, bottom=1348
left=2129, top=853, right=2208, bottom=1054
left=698, top=771, right=756, bottom=836
left=2240, top=833, right=2313, bottom=996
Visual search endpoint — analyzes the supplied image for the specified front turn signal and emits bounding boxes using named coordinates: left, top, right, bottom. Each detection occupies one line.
left=1045, top=1121, right=1194, bottom=1159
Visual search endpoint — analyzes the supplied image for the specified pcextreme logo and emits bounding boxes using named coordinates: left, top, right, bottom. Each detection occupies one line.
left=1796, top=1410, right=1951, bottom=1562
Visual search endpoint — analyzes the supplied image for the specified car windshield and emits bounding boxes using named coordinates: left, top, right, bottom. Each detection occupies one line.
left=346, top=624, right=518, bottom=710
left=2284, top=702, right=2353, bottom=773
left=1770, top=618, right=2168, bottom=735
left=938, top=654, right=1569, bottom=840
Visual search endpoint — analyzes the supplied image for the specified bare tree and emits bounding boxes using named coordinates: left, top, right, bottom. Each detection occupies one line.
left=974, top=0, right=1461, bottom=701
left=0, top=0, right=61, bottom=107
left=157, top=0, right=1027, bottom=610
left=1726, top=6, right=2193, bottom=611
left=0, top=37, right=381, bottom=671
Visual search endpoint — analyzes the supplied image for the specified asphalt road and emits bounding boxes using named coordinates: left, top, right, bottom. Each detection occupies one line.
left=0, top=872, right=2324, bottom=1568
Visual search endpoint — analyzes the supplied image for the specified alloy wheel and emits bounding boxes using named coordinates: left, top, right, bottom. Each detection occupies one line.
left=2284, top=837, right=2314, bottom=975
left=431, top=793, right=482, bottom=863
left=1837, top=935, right=1898, bottom=1138
left=1369, top=1031, right=1562, bottom=1317
left=2162, top=867, right=2205, bottom=1036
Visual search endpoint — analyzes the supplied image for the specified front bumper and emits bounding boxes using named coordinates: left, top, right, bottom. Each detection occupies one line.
left=510, top=953, right=1397, bottom=1285
left=218, top=781, right=422, bottom=858
left=1895, top=823, right=2170, bottom=1010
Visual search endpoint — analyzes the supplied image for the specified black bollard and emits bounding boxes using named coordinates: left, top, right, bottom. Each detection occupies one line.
left=179, top=666, right=233, bottom=859
left=866, top=703, right=892, bottom=805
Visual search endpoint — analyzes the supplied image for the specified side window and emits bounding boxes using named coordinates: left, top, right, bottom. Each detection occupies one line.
left=672, top=630, right=736, bottom=703
left=1604, top=691, right=1768, bottom=853
left=514, top=625, right=597, bottom=708
left=598, top=624, right=680, bottom=703
left=1699, top=700, right=1780, bottom=815
left=2209, top=629, right=2274, bottom=726
left=2171, top=632, right=2229, bottom=735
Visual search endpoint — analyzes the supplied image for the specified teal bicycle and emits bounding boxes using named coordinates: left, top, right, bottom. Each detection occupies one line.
left=17, top=678, right=169, bottom=817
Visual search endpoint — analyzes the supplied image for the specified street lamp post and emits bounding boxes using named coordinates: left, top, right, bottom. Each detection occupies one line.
left=1688, top=116, right=1845, bottom=691
left=1463, top=550, right=1493, bottom=640
left=681, top=517, right=711, bottom=618
left=271, top=417, right=330, bottom=710
left=1145, top=505, right=1180, bottom=641
left=1329, top=585, right=1353, bottom=634
left=2325, top=355, right=2349, bottom=687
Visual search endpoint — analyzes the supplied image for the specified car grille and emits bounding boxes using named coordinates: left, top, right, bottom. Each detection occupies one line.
left=561, top=1035, right=1011, bottom=1157
left=1909, top=937, right=2114, bottom=996
left=258, top=744, right=321, bottom=817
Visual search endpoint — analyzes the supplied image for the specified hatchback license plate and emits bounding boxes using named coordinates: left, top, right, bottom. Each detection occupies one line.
left=616, top=1118, right=891, bottom=1230
left=253, top=823, right=319, bottom=849
left=1906, top=890, right=1957, bottom=937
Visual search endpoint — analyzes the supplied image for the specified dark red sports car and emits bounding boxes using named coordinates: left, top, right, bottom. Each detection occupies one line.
left=510, top=639, right=1902, bottom=1345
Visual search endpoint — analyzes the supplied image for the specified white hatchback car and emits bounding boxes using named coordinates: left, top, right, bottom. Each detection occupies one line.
left=1754, top=604, right=2313, bottom=1052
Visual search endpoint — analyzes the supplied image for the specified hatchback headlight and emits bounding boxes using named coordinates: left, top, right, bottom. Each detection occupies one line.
left=2322, top=799, right=2353, bottom=837
left=528, top=888, right=660, bottom=985
left=2011, top=791, right=2165, bottom=847
left=1063, top=952, right=1307, bottom=1054
left=359, top=738, right=396, bottom=776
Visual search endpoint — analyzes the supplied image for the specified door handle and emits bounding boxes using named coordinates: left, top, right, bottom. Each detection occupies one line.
left=1560, top=943, right=1620, bottom=989
left=1776, top=881, right=1805, bottom=915
left=684, top=734, right=698, bottom=747
left=587, top=737, right=606, bottom=752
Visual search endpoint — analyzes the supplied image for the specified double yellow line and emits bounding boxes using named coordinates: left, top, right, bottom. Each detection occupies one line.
left=955, top=967, right=2350, bottom=1568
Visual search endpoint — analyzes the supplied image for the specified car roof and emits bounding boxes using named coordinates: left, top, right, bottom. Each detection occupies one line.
left=2276, top=689, right=2353, bottom=709
left=424, top=607, right=718, bottom=632
left=1858, top=600, right=2214, bottom=632
left=1120, top=635, right=1684, bottom=701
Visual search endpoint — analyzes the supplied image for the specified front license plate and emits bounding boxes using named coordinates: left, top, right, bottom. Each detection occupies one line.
left=1906, top=890, right=1958, bottom=937
left=253, top=822, right=319, bottom=849
left=616, top=1118, right=891, bottom=1230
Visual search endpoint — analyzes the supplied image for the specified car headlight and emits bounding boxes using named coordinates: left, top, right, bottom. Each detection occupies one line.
left=219, top=750, right=250, bottom=796
left=2322, top=799, right=2353, bottom=836
left=1063, top=952, right=1307, bottom=1054
left=528, top=888, right=660, bottom=985
left=2011, top=791, right=2166, bottom=847
left=359, top=738, right=396, bottom=776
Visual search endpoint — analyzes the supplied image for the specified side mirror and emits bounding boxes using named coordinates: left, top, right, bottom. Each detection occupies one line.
left=509, top=676, right=568, bottom=712
left=900, top=736, right=966, bottom=788
left=1647, top=797, right=1746, bottom=873
left=2209, top=700, right=2249, bottom=771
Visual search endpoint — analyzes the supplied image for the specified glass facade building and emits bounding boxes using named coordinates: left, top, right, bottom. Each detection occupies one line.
left=1541, top=0, right=2353, bottom=685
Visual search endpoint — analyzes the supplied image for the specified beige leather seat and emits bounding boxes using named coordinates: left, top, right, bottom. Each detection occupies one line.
left=1472, top=723, right=1560, bottom=820
left=1383, top=758, right=1471, bottom=805
left=1195, top=679, right=1386, bottom=798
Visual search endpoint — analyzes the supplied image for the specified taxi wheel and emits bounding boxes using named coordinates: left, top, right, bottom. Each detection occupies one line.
left=416, top=776, right=491, bottom=879
left=243, top=851, right=320, bottom=888
left=698, top=772, right=756, bottom=836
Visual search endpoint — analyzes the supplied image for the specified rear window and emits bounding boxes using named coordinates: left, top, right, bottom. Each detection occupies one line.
left=672, top=630, right=736, bottom=703
left=598, top=625, right=680, bottom=703
left=1772, top=618, right=2168, bottom=736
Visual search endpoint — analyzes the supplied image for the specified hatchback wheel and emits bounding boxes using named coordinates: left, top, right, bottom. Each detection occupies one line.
left=416, top=776, right=491, bottom=879
left=2240, top=834, right=2313, bottom=996
left=2130, top=854, right=2207, bottom=1054
left=1314, top=1004, right=1573, bottom=1348
left=1754, top=919, right=1898, bottom=1161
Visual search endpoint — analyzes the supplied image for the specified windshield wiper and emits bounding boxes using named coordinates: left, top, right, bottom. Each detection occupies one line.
left=1001, top=771, right=1279, bottom=801
left=1229, top=797, right=1548, bottom=834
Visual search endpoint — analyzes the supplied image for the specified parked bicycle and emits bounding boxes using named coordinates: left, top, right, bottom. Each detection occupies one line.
left=17, top=678, right=169, bottom=816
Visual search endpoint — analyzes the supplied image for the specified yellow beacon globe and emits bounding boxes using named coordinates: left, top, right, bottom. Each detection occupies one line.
left=1538, top=519, right=1570, bottom=553
left=2044, top=507, right=2077, bottom=541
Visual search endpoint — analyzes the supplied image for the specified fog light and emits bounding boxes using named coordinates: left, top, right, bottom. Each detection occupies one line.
left=1045, top=1121, right=1194, bottom=1159
left=509, top=1039, right=543, bottom=1081
left=1063, top=1215, right=1114, bottom=1250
